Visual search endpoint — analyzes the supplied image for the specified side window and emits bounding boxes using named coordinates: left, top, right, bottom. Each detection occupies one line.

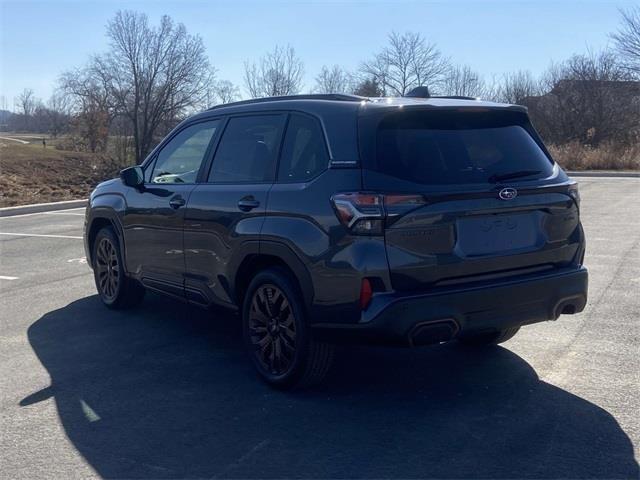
left=208, top=115, right=285, bottom=183
left=150, top=120, right=219, bottom=184
left=143, top=157, right=157, bottom=183
left=278, top=114, right=328, bottom=182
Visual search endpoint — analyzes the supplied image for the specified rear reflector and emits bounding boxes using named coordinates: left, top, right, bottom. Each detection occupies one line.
left=360, top=278, right=373, bottom=310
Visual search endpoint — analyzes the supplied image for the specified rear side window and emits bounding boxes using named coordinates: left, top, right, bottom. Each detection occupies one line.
left=277, top=114, right=328, bottom=182
left=208, top=115, right=285, bottom=183
left=369, top=111, right=554, bottom=185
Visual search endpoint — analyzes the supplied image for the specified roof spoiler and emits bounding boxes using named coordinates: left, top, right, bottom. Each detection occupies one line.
left=405, top=86, right=431, bottom=98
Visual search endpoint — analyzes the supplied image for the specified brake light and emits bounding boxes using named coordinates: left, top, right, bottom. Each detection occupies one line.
left=331, top=192, right=426, bottom=235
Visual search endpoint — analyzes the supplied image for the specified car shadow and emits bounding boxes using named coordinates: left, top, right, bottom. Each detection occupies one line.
left=25, top=294, right=638, bottom=479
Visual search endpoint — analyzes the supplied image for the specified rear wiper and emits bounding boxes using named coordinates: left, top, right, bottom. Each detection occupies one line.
left=488, top=169, right=542, bottom=183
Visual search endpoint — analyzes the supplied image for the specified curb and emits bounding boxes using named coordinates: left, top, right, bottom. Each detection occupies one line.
left=0, top=199, right=87, bottom=217
left=567, top=171, right=640, bottom=178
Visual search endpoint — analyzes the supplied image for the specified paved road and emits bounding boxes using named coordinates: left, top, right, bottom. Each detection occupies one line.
left=0, top=136, right=30, bottom=144
left=1, top=178, right=638, bottom=479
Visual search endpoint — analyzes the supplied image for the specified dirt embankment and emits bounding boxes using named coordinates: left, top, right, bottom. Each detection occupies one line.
left=0, top=138, right=122, bottom=207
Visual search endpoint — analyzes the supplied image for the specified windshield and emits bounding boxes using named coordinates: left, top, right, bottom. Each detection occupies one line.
left=369, top=111, right=554, bottom=185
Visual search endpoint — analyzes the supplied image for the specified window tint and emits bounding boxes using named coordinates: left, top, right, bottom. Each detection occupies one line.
left=150, top=121, right=219, bottom=184
left=370, top=112, right=554, bottom=185
left=208, top=115, right=285, bottom=183
left=278, top=114, right=328, bottom=182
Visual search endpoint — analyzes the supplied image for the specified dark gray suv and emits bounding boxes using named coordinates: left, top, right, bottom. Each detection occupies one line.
left=84, top=92, right=588, bottom=388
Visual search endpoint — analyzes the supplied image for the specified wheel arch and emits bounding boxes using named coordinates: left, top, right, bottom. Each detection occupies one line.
left=86, top=209, right=125, bottom=269
left=233, top=241, right=314, bottom=312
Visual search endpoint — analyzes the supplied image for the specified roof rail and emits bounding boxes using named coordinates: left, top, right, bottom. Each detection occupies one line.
left=208, top=93, right=367, bottom=110
left=430, top=95, right=480, bottom=101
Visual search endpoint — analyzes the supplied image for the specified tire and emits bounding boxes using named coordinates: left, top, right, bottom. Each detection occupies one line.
left=92, top=226, right=145, bottom=309
left=458, top=326, right=520, bottom=347
left=242, top=267, right=334, bottom=389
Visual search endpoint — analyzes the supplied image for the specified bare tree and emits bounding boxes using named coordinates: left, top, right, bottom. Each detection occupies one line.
left=442, top=65, right=487, bottom=98
left=46, top=91, right=71, bottom=137
left=497, top=70, right=541, bottom=105
left=361, top=31, right=449, bottom=96
left=214, top=80, right=240, bottom=104
left=60, top=67, right=115, bottom=152
left=315, top=65, right=351, bottom=94
left=86, top=11, right=214, bottom=162
left=17, top=88, right=36, bottom=116
left=244, top=45, right=304, bottom=98
left=529, top=51, right=638, bottom=146
left=352, top=77, right=383, bottom=97
left=611, top=6, right=640, bottom=76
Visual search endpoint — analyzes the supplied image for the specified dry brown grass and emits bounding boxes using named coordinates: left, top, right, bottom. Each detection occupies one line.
left=0, top=140, right=125, bottom=207
left=548, top=142, right=640, bottom=171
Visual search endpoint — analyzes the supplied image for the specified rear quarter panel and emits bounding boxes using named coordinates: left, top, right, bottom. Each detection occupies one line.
left=262, top=169, right=392, bottom=324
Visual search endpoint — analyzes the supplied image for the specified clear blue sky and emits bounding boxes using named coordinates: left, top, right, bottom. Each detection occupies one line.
left=0, top=0, right=635, bottom=109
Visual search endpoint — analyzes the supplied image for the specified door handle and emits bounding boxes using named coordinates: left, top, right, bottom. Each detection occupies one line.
left=169, top=196, right=186, bottom=209
left=237, top=197, right=260, bottom=212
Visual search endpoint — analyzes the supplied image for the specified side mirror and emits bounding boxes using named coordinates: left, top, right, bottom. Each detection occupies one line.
left=120, top=166, right=144, bottom=188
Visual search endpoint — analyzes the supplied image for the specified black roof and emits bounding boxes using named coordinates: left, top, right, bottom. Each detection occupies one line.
left=202, top=93, right=525, bottom=115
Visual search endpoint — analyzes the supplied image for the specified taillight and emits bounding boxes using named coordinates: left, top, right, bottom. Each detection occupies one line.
left=331, top=192, right=426, bottom=235
left=568, top=183, right=580, bottom=208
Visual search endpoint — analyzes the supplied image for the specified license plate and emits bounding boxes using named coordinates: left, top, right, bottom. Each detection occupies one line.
left=456, top=213, right=540, bottom=256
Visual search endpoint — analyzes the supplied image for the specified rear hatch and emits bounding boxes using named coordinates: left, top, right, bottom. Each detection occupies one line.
left=358, top=106, right=582, bottom=292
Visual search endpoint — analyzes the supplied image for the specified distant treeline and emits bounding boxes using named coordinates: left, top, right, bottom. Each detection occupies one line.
left=4, top=7, right=639, bottom=167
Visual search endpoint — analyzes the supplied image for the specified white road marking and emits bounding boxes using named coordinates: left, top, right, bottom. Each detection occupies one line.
left=42, top=212, right=86, bottom=216
left=0, top=275, right=19, bottom=280
left=0, top=232, right=82, bottom=239
left=0, top=212, right=49, bottom=219
left=0, top=208, right=86, bottom=219
left=67, top=257, right=87, bottom=264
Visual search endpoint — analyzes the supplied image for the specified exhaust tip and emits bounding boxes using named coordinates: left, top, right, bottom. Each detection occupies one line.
left=554, top=295, right=586, bottom=318
left=409, top=319, right=459, bottom=347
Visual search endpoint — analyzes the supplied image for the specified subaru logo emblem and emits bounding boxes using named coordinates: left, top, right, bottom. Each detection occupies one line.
left=498, top=187, right=518, bottom=200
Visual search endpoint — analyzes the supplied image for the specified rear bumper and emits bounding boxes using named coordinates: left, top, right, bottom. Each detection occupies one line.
left=313, top=266, right=588, bottom=346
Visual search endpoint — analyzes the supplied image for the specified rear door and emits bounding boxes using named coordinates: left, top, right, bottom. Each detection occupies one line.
left=359, top=108, right=582, bottom=292
left=183, top=113, right=286, bottom=307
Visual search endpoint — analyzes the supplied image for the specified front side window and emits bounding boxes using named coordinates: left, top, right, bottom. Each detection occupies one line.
left=150, top=121, right=219, bottom=184
left=208, top=115, right=285, bottom=183
left=278, top=114, right=328, bottom=182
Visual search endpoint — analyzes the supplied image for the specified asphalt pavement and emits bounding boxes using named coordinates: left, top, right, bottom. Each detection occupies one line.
left=1, top=177, right=638, bottom=479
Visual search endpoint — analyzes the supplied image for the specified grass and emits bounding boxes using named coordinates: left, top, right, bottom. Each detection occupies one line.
left=548, top=142, right=640, bottom=171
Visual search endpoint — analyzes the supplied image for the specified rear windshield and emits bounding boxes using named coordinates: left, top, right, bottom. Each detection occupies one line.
left=367, top=111, right=554, bottom=185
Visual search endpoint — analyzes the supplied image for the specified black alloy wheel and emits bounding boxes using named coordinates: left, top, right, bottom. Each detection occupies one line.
left=95, top=236, right=120, bottom=302
left=92, top=226, right=145, bottom=309
left=248, top=284, right=297, bottom=376
left=242, top=268, right=334, bottom=389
